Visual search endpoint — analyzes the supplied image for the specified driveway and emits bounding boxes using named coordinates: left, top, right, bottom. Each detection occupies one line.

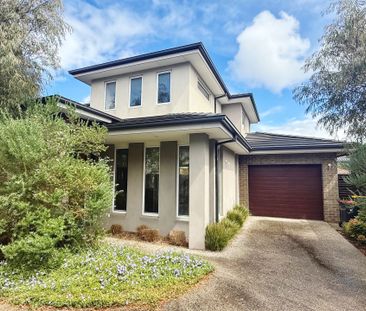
left=163, top=216, right=366, bottom=311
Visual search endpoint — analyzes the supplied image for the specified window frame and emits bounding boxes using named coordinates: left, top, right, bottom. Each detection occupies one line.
left=129, top=75, right=143, bottom=108
left=142, top=145, right=160, bottom=216
left=176, top=145, right=189, bottom=220
left=104, top=80, right=116, bottom=111
left=156, top=71, right=171, bottom=105
left=113, top=148, right=128, bottom=213
left=197, top=79, right=210, bottom=100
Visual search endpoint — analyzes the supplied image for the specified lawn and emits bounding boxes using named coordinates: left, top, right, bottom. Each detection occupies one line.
left=0, top=245, right=213, bottom=309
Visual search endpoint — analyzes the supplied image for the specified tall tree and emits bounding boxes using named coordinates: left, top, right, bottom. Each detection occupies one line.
left=293, top=0, right=366, bottom=141
left=0, top=0, right=69, bottom=109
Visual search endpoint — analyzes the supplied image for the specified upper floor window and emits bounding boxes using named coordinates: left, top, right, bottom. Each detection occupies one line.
left=105, top=81, right=116, bottom=110
left=198, top=80, right=210, bottom=100
left=130, top=77, right=142, bottom=107
left=157, top=72, right=171, bottom=104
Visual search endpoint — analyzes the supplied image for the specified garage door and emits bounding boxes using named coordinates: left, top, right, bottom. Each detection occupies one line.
left=248, top=165, right=323, bottom=220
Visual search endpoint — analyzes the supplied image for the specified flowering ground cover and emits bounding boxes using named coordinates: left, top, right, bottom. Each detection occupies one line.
left=0, top=245, right=213, bottom=309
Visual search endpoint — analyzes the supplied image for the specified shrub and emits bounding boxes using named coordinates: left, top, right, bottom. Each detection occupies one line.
left=205, top=223, right=232, bottom=251
left=136, top=224, right=149, bottom=237
left=205, top=205, right=249, bottom=251
left=139, top=229, right=160, bottom=242
left=226, top=209, right=245, bottom=226
left=233, top=204, right=250, bottom=219
left=344, top=218, right=366, bottom=243
left=0, top=99, right=113, bottom=268
left=110, top=224, right=123, bottom=235
left=168, top=230, right=187, bottom=247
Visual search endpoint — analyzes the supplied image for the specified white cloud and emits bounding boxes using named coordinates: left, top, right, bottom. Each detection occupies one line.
left=60, top=1, right=152, bottom=70
left=229, top=11, right=311, bottom=93
left=253, top=116, right=347, bottom=140
left=260, top=105, right=283, bottom=118
left=81, top=95, right=90, bottom=104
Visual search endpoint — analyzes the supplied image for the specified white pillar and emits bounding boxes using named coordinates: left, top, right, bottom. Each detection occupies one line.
left=189, top=133, right=210, bottom=250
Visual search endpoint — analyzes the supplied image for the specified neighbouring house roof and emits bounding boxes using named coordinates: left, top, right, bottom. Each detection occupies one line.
left=42, top=95, right=122, bottom=123
left=245, top=132, right=345, bottom=152
left=68, top=42, right=260, bottom=123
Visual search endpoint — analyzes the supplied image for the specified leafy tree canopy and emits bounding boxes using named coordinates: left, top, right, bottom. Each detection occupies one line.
left=293, top=0, right=366, bottom=141
left=0, top=0, right=69, bottom=110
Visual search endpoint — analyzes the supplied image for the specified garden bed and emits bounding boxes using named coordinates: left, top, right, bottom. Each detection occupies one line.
left=0, top=245, right=213, bottom=309
left=338, top=229, right=366, bottom=256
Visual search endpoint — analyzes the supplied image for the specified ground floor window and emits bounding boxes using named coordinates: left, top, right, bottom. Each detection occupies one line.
left=178, top=146, right=189, bottom=216
left=144, top=147, right=159, bottom=214
left=115, top=149, right=128, bottom=211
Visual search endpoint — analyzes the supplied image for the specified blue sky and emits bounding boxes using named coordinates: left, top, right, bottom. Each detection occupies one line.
left=46, top=0, right=342, bottom=138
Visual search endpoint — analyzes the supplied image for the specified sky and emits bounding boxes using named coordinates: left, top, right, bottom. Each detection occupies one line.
left=46, top=0, right=344, bottom=139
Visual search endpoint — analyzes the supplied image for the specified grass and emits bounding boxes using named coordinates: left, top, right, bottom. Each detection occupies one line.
left=0, top=245, right=213, bottom=309
left=205, top=204, right=249, bottom=251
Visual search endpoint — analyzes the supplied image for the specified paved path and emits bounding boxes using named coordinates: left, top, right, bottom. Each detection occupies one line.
left=163, top=216, right=366, bottom=311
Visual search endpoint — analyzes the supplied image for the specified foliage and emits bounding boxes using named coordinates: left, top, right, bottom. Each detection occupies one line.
left=344, top=218, right=366, bottom=243
left=227, top=209, right=246, bottom=226
left=0, top=245, right=213, bottom=308
left=0, top=99, right=113, bottom=267
left=345, top=144, right=366, bottom=195
left=0, top=0, right=70, bottom=110
left=139, top=229, right=160, bottom=242
left=110, top=224, right=123, bottom=235
left=293, top=0, right=366, bottom=141
left=205, top=205, right=249, bottom=251
left=168, top=230, right=188, bottom=247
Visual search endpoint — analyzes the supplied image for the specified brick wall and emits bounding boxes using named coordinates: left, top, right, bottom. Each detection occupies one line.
left=239, top=153, right=339, bottom=223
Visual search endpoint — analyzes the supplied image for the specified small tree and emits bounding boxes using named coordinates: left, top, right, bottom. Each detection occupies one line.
left=0, top=99, right=113, bottom=267
left=0, top=0, right=69, bottom=110
left=293, top=0, right=366, bottom=141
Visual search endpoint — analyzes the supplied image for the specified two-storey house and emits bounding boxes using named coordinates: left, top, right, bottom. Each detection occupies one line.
left=54, top=43, right=344, bottom=249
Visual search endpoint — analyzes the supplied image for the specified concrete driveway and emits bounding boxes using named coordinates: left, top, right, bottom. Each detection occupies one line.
left=163, top=216, right=366, bottom=311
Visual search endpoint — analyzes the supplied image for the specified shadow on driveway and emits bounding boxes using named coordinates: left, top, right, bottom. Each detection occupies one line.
left=163, top=216, right=366, bottom=311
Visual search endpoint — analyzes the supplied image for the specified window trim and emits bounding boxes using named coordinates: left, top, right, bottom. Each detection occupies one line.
left=156, top=71, right=171, bottom=105
left=142, top=145, right=160, bottom=216
left=176, top=145, right=189, bottom=220
left=104, top=80, right=117, bottom=111
left=129, top=75, right=143, bottom=108
left=197, top=79, right=210, bottom=100
left=113, top=148, right=128, bottom=214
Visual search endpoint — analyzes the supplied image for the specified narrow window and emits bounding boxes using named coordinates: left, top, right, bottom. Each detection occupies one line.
left=157, top=72, right=171, bottom=104
left=130, top=77, right=142, bottom=107
left=105, top=81, right=116, bottom=110
left=198, top=80, right=210, bottom=100
left=144, top=147, right=159, bottom=214
left=178, top=146, right=189, bottom=216
left=115, top=149, right=128, bottom=211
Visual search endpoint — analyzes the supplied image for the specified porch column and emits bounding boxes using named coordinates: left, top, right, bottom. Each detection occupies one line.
left=189, top=133, right=210, bottom=250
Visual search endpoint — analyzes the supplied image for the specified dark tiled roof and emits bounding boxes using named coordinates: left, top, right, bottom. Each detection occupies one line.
left=246, top=132, right=345, bottom=151
left=42, top=95, right=122, bottom=123
left=106, top=113, right=251, bottom=150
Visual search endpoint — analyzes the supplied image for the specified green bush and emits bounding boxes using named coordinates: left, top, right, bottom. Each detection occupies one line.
left=344, top=218, right=366, bottom=243
left=0, top=99, right=113, bottom=267
left=226, top=209, right=245, bottom=226
left=205, top=205, right=250, bottom=251
left=233, top=204, right=250, bottom=219
left=205, top=223, right=233, bottom=251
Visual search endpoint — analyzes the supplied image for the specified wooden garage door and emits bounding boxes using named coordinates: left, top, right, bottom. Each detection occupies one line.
left=248, top=165, right=323, bottom=220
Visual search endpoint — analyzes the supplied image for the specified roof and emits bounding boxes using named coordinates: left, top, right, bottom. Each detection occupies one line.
left=106, top=112, right=251, bottom=150
left=42, top=95, right=122, bottom=123
left=68, top=42, right=260, bottom=121
left=245, top=132, right=345, bottom=151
